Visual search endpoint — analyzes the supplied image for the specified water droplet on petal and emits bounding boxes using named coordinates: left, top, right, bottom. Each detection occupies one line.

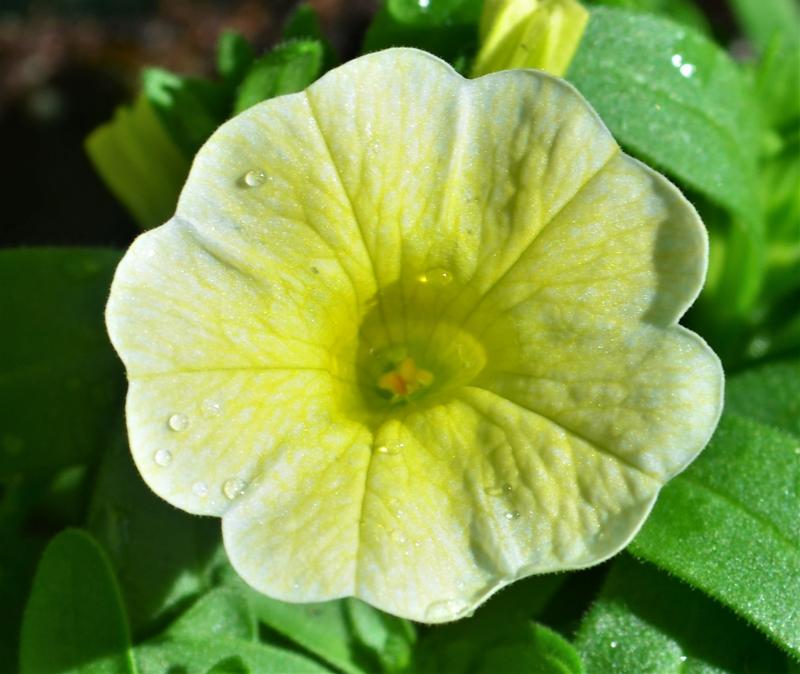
left=243, top=169, right=267, bottom=187
left=679, top=63, right=696, bottom=77
left=168, top=413, right=189, bottom=432
left=671, top=53, right=683, bottom=67
left=610, top=640, right=618, bottom=649
left=376, top=442, right=403, bottom=456
left=504, top=510, right=520, bottom=520
left=223, top=477, right=247, bottom=500
left=192, top=481, right=209, bottom=497
left=201, top=398, right=221, bottom=418
left=679, top=655, right=687, bottom=662
left=425, top=599, right=468, bottom=622
left=417, top=268, right=452, bottom=287
left=503, top=483, right=512, bottom=494
left=153, top=449, right=172, bottom=467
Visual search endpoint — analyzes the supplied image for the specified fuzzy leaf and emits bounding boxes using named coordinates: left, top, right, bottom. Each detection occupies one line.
left=88, top=435, right=220, bottom=636
left=631, top=411, right=800, bottom=655
left=217, top=31, right=255, bottom=87
left=725, top=358, right=800, bottom=436
left=20, top=529, right=137, bottom=674
left=142, top=68, right=228, bottom=158
left=576, top=554, right=789, bottom=673
left=233, top=40, right=324, bottom=114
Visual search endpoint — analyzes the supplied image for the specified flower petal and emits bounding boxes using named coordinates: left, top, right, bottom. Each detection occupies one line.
left=461, top=153, right=708, bottom=332
left=475, top=325, right=723, bottom=479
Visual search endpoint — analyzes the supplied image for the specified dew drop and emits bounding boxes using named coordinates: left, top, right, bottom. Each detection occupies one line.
left=417, top=268, right=453, bottom=287
left=391, top=530, right=407, bottom=544
left=504, top=510, right=521, bottom=520
left=153, top=449, right=172, bottom=467
left=610, top=640, right=618, bottom=649
left=376, top=442, right=403, bottom=456
left=168, top=413, right=189, bottom=432
left=201, top=398, right=221, bottom=418
left=679, top=655, right=687, bottom=663
left=223, top=477, right=247, bottom=500
left=671, top=53, right=696, bottom=78
left=503, top=483, right=512, bottom=494
left=192, top=481, right=209, bottom=497
left=243, top=169, right=267, bottom=187
left=425, top=599, right=468, bottom=622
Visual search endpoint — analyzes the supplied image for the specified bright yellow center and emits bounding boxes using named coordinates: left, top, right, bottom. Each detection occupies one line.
left=377, top=356, right=434, bottom=399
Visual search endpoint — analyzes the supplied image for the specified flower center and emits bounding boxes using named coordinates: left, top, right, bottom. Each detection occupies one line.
left=343, top=279, right=487, bottom=422
left=377, top=356, right=434, bottom=400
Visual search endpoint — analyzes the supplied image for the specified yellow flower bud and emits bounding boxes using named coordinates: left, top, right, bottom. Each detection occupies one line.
left=473, top=0, right=589, bottom=77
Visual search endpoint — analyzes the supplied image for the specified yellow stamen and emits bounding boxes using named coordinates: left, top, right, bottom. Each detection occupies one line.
left=377, top=356, right=434, bottom=398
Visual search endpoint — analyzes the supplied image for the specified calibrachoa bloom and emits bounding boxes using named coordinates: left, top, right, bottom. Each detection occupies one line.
left=106, top=48, right=723, bottom=622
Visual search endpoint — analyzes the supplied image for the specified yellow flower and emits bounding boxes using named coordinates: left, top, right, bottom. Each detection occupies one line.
left=473, top=0, right=589, bottom=77
left=106, top=48, right=723, bottom=623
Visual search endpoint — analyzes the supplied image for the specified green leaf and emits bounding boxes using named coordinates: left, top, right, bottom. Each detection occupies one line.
left=0, top=248, right=124, bottom=479
left=414, top=575, right=564, bottom=674
left=584, top=0, right=710, bottom=34
left=88, top=434, right=220, bottom=636
left=205, top=657, right=250, bottom=674
left=86, top=95, right=189, bottom=230
left=166, top=588, right=256, bottom=642
left=217, top=31, right=255, bottom=87
left=769, top=312, right=800, bottom=362
left=283, top=3, right=338, bottom=70
left=576, top=554, right=789, bottom=673
left=135, top=575, right=332, bottom=673
left=142, top=68, right=228, bottom=158
left=725, top=358, right=800, bottom=436
left=630, top=411, right=800, bottom=655
left=363, top=0, right=482, bottom=72
left=475, top=623, right=583, bottom=674
left=568, top=8, right=764, bottom=312
left=233, top=40, right=324, bottom=115
left=136, top=638, right=333, bottom=674
left=345, top=598, right=416, bottom=673
left=242, top=592, right=370, bottom=674
left=284, top=3, right=326, bottom=41
left=20, top=529, right=137, bottom=674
